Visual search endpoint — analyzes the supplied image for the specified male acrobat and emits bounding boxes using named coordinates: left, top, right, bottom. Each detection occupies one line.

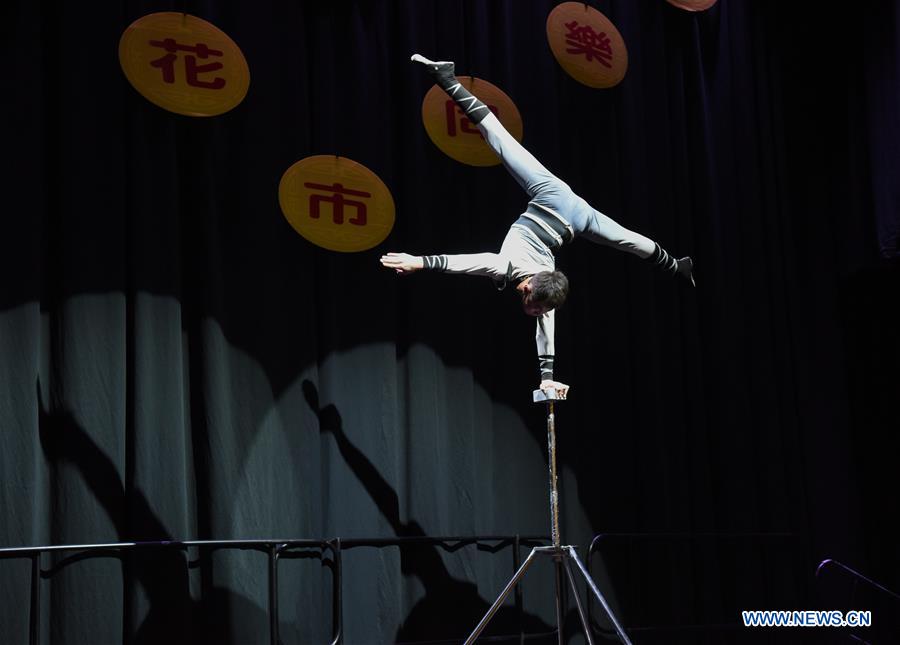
left=381, top=54, right=694, bottom=397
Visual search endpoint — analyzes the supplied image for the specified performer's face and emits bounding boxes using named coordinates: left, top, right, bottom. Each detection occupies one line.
left=521, top=294, right=550, bottom=317
left=518, top=277, right=550, bottom=316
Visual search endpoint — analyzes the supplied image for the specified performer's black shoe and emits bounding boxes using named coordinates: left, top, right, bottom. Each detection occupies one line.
left=411, top=53, right=456, bottom=81
left=676, top=257, right=696, bottom=287
left=651, top=243, right=695, bottom=286
left=411, top=53, right=491, bottom=124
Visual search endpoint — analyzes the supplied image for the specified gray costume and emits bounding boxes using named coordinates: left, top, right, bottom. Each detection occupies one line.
left=424, top=113, right=656, bottom=380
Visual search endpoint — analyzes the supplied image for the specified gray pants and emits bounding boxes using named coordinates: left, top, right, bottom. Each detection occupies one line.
left=478, top=113, right=655, bottom=258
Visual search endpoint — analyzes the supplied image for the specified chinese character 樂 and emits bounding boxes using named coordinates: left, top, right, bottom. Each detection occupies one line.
left=563, top=21, right=613, bottom=68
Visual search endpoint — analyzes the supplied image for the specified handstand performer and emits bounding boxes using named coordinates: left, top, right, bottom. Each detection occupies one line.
left=381, top=54, right=694, bottom=397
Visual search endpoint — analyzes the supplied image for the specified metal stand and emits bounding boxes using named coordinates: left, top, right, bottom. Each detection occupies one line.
left=464, top=388, right=632, bottom=645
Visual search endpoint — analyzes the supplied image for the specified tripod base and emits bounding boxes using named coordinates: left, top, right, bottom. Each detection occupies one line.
left=464, top=545, right=631, bottom=645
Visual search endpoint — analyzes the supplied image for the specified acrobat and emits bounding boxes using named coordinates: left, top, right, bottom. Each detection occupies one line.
left=381, top=54, right=694, bottom=396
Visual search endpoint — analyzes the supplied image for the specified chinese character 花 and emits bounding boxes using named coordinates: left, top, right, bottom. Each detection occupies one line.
left=148, top=38, right=226, bottom=89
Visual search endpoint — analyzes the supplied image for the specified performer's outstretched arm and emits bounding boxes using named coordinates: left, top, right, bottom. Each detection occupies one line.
left=380, top=251, right=508, bottom=280
left=381, top=252, right=569, bottom=395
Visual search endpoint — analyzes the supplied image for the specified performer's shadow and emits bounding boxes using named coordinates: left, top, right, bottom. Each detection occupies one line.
left=36, top=381, right=276, bottom=645
left=302, top=380, right=567, bottom=644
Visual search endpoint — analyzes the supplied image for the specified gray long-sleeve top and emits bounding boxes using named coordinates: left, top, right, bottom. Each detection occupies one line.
left=422, top=223, right=557, bottom=380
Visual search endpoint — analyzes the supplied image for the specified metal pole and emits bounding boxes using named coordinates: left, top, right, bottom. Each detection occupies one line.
left=546, top=397, right=565, bottom=645
left=562, top=557, right=595, bottom=645
left=553, top=560, right=565, bottom=645
left=547, top=399, right=561, bottom=550
left=268, top=543, right=281, bottom=645
left=566, top=546, right=632, bottom=645
left=30, top=553, right=40, bottom=645
left=513, top=535, right=524, bottom=645
left=466, top=389, right=602, bottom=645
left=330, top=538, right=343, bottom=645
left=464, top=548, right=541, bottom=645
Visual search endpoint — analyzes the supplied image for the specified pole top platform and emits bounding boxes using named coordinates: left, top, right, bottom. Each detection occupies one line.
left=533, top=388, right=568, bottom=403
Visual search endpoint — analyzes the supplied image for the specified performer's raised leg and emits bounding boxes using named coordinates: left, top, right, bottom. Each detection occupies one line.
left=412, top=54, right=561, bottom=200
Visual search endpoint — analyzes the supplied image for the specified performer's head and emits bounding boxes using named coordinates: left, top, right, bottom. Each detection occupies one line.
left=520, top=271, right=569, bottom=316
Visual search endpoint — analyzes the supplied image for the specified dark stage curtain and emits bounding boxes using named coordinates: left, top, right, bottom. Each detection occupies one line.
left=2, top=1, right=898, bottom=643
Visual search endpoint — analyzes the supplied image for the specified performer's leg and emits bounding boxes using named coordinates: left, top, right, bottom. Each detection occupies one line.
left=412, top=54, right=563, bottom=200
left=580, top=206, right=656, bottom=258
left=584, top=209, right=693, bottom=283
left=477, top=112, right=567, bottom=201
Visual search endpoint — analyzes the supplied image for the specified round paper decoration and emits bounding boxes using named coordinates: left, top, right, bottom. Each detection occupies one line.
left=119, top=12, right=250, bottom=116
left=666, top=0, right=718, bottom=11
left=546, top=2, right=628, bottom=88
left=279, top=156, right=396, bottom=253
left=421, top=77, right=524, bottom=167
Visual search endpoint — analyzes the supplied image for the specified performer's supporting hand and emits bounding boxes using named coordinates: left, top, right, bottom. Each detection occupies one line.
left=540, top=379, right=569, bottom=400
left=380, top=252, right=424, bottom=274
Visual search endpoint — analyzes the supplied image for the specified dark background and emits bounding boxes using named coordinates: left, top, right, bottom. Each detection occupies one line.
left=1, top=1, right=898, bottom=643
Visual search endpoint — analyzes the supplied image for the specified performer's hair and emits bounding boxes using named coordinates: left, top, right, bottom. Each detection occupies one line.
left=530, top=270, right=569, bottom=309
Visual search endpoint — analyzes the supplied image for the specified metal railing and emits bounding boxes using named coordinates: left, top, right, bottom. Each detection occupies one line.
left=585, top=531, right=800, bottom=639
left=816, top=559, right=900, bottom=603
left=0, top=535, right=552, bottom=645
left=816, top=559, right=900, bottom=644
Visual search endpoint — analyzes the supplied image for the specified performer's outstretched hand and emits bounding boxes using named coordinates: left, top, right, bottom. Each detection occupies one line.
left=540, top=379, right=569, bottom=400
left=380, top=252, right=424, bottom=274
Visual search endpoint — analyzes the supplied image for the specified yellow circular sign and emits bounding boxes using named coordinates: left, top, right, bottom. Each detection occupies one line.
left=546, top=2, right=628, bottom=89
left=666, top=0, right=718, bottom=11
left=421, top=77, right=524, bottom=167
left=119, top=12, right=250, bottom=117
left=279, top=156, right=396, bottom=253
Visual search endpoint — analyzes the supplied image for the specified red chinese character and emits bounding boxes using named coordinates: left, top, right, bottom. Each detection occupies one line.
left=304, top=182, right=371, bottom=226
left=444, top=102, right=500, bottom=137
left=148, top=38, right=226, bottom=89
left=563, top=21, right=613, bottom=68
